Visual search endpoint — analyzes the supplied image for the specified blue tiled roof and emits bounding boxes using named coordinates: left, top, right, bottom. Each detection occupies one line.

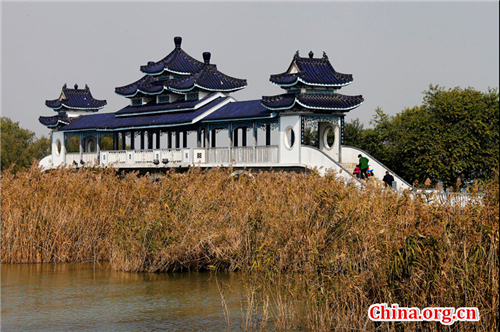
left=140, top=37, right=205, bottom=75
left=202, top=100, right=273, bottom=121
left=270, top=51, right=353, bottom=88
left=168, top=61, right=247, bottom=93
left=46, top=84, right=107, bottom=111
left=261, top=92, right=363, bottom=112
left=39, top=115, right=74, bottom=128
left=61, top=97, right=228, bottom=131
left=115, top=93, right=218, bottom=116
left=115, top=75, right=166, bottom=97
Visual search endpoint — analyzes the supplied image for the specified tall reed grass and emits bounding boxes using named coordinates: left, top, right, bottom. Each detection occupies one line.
left=1, top=164, right=498, bottom=331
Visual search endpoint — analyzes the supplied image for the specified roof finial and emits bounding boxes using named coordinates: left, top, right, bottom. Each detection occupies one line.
left=322, top=51, right=328, bottom=59
left=295, top=50, right=299, bottom=58
left=74, top=83, right=78, bottom=89
left=174, top=36, right=182, bottom=49
left=309, top=51, right=314, bottom=59
left=85, top=84, right=89, bottom=90
left=63, top=83, right=67, bottom=89
left=203, top=52, right=211, bottom=65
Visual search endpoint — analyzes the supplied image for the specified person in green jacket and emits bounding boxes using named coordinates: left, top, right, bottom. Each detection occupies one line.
left=358, top=154, right=369, bottom=179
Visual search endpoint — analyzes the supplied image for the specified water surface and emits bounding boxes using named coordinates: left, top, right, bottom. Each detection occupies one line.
left=1, top=263, right=246, bottom=331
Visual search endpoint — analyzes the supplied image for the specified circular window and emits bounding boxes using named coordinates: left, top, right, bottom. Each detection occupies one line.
left=323, top=126, right=335, bottom=150
left=284, top=127, right=295, bottom=150
left=54, top=139, right=61, bottom=156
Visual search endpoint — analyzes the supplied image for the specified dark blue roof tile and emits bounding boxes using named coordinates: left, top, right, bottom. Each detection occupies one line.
left=140, top=37, right=205, bottom=75
left=61, top=97, right=228, bottom=131
left=168, top=56, right=246, bottom=93
left=39, top=115, right=74, bottom=128
left=270, top=51, right=353, bottom=87
left=115, top=75, right=166, bottom=97
left=45, top=84, right=107, bottom=111
left=262, top=92, right=363, bottom=112
left=202, top=100, right=273, bottom=121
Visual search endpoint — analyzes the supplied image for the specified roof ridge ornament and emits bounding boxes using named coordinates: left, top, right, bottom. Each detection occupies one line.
left=295, top=50, right=299, bottom=58
left=203, top=52, right=211, bottom=65
left=322, top=51, right=328, bottom=60
left=63, top=83, right=67, bottom=89
left=74, top=84, right=78, bottom=89
left=85, top=84, right=89, bottom=90
left=309, top=51, right=314, bottom=59
left=174, top=36, right=182, bottom=49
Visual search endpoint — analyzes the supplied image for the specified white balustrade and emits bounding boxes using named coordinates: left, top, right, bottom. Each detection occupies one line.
left=206, top=147, right=229, bottom=164
left=255, top=146, right=278, bottom=163
left=107, top=151, right=127, bottom=164
left=134, top=150, right=154, bottom=164
left=160, top=149, right=183, bottom=164
left=232, top=147, right=254, bottom=163
left=82, top=152, right=98, bottom=166
left=65, top=153, right=80, bottom=166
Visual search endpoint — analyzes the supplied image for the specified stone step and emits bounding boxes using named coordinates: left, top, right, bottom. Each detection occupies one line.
left=340, top=163, right=358, bottom=172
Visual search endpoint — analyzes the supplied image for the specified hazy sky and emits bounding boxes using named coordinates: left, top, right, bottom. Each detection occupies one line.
left=2, top=2, right=499, bottom=137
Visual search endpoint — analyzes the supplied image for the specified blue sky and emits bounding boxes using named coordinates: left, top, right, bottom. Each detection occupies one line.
left=2, top=2, right=498, bottom=137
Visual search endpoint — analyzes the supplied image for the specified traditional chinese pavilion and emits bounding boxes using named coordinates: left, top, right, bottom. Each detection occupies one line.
left=38, top=37, right=409, bottom=189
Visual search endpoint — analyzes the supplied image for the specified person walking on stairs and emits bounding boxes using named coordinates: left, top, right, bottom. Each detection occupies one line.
left=358, top=154, right=369, bottom=180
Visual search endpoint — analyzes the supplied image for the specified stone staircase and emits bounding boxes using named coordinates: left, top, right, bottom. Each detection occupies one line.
left=341, top=162, right=386, bottom=188
left=340, top=163, right=358, bottom=175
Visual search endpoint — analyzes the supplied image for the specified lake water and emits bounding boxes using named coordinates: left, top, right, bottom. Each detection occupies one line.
left=1, top=263, right=249, bottom=331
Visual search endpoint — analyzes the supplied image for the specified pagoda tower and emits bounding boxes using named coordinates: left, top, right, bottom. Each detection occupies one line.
left=39, top=83, right=107, bottom=129
left=261, top=50, right=363, bottom=162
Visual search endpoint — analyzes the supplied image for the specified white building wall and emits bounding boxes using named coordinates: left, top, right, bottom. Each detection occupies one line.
left=279, top=115, right=301, bottom=164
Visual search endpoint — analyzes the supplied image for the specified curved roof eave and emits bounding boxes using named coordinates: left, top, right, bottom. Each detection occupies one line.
left=115, top=87, right=167, bottom=98
left=169, top=83, right=247, bottom=94
left=261, top=100, right=297, bottom=111
left=296, top=99, right=363, bottom=111
left=271, top=77, right=353, bottom=88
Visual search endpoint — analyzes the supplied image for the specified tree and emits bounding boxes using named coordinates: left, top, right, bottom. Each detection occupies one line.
left=355, top=86, right=499, bottom=187
left=1, top=117, right=51, bottom=173
left=343, top=117, right=364, bottom=147
left=393, top=85, right=499, bottom=186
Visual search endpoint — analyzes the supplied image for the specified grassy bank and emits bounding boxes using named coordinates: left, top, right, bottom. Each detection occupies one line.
left=1, top=165, right=498, bottom=331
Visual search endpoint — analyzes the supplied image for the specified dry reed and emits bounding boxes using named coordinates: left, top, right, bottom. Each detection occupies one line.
left=1, top=164, right=498, bottom=331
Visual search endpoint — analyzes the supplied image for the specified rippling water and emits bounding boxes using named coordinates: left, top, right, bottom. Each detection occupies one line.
left=1, top=263, right=246, bottom=331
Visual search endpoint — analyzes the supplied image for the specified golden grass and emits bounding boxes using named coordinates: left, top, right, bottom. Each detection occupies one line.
left=1, top=164, right=498, bottom=331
